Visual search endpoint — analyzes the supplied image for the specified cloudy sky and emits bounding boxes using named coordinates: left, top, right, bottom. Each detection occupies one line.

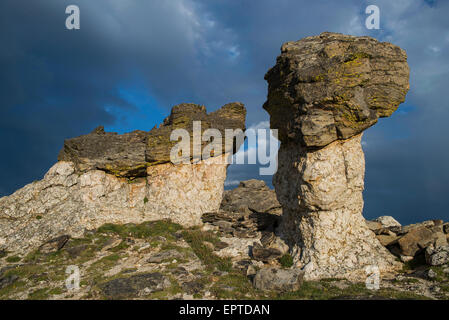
left=0, top=0, right=448, bottom=224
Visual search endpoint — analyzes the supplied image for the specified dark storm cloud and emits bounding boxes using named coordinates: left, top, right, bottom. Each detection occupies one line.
left=0, top=0, right=448, bottom=224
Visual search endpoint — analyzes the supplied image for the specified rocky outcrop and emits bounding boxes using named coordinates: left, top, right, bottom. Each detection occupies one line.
left=201, top=180, right=289, bottom=267
left=221, top=179, right=282, bottom=215
left=58, top=102, right=246, bottom=177
left=264, top=32, right=410, bottom=280
left=202, top=179, right=282, bottom=239
left=0, top=103, right=246, bottom=253
left=368, top=218, right=449, bottom=263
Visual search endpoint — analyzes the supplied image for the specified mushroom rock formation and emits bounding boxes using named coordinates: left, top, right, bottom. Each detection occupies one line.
left=263, top=32, right=410, bottom=280
left=0, top=103, right=245, bottom=253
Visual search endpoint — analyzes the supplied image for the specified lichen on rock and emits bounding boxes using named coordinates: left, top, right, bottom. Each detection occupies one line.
left=58, top=102, right=246, bottom=177
left=263, top=32, right=410, bottom=148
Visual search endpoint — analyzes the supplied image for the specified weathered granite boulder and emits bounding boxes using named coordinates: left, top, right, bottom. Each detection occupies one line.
left=263, top=32, right=409, bottom=148
left=425, top=245, right=449, bottom=266
left=265, top=33, right=409, bottom=280
left=0, top=103, right=246, bottom=253
left=366, top=217, right=449, bottom=265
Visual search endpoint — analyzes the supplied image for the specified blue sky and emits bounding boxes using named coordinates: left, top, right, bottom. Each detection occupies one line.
left=0, top=0, right=448, bottom=224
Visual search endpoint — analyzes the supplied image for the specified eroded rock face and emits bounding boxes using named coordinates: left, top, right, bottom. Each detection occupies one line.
left=265, top=33, right=409, bottom=280
left=0, top=156, right=229, bottom=253
left=0, top=103, right=246, bottom=253
left=263, top=32, right=409, bottom=148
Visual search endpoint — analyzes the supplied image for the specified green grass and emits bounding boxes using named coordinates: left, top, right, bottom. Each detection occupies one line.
left=97, top=220, right=182, bottom=240
left=182, top=229, right=232, bottom=272
left=28, top=288, right=50, bottom=300
left=87, top=253, right=121, bottom=274
left=0, top=280, right=27, bottom=299
left=270, top=281, right=429, bottom=300
left=6, top=255, right=21, bottom=263
left=429, top=266, right=449, bottom=283
left=279, top=254, right=294, bottom=268
left=210, top=272, right=256, bottom=299
left=107, top=241, right=130, bottom=253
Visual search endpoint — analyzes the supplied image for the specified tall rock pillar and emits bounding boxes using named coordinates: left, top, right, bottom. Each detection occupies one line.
left=263, top=32, right=410, bottom=280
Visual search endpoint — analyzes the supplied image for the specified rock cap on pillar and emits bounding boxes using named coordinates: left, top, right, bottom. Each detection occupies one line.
left=263, top=32, right=410, bottom=148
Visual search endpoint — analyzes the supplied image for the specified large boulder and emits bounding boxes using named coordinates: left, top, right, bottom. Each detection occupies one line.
left=395, top=225, right=447, bottom=257
left=265, top=33, right=409, bottom=280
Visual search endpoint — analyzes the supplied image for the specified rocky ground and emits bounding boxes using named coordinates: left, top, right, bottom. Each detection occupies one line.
left=1, top=180, right=448, bottom=300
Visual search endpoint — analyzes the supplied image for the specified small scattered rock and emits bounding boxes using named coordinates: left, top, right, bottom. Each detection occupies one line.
left=253, top=268, right=304, bottom=292
left=38, top=235, right=70, bottom=254
left=172, top=267, right=189, bottom=278
left=366, top=220, right=382, bottom=231
left=267, top=237, right=289, bottom=255
left=213, top=241, right=229, bottom=250
left=203, top=241, right=215, bottom=250
left=426, top=269, right=437, bottom=280
left=374, top=216, right=401, bottom=228
left=246, top=265, right=257, bottom=277
left=182, top=280, right=205, bottom=294
left=147, top=250, right=183, bottom=263
left=425, top=245, right=449, bottom=266
left=251, top=243, right=282, bottom=262
left=260, top=232, right=275, bottom=247
left=430, top=285, right=440, bottom=293
left=101, top=238, right=122, bottom=251
left=101, top=273, right=170, bottom=298
left=0, top=275, right=19, bottom=290
left=399, top=255, right=414, bottom=263
left=66, top=244, right=88, bottom=258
